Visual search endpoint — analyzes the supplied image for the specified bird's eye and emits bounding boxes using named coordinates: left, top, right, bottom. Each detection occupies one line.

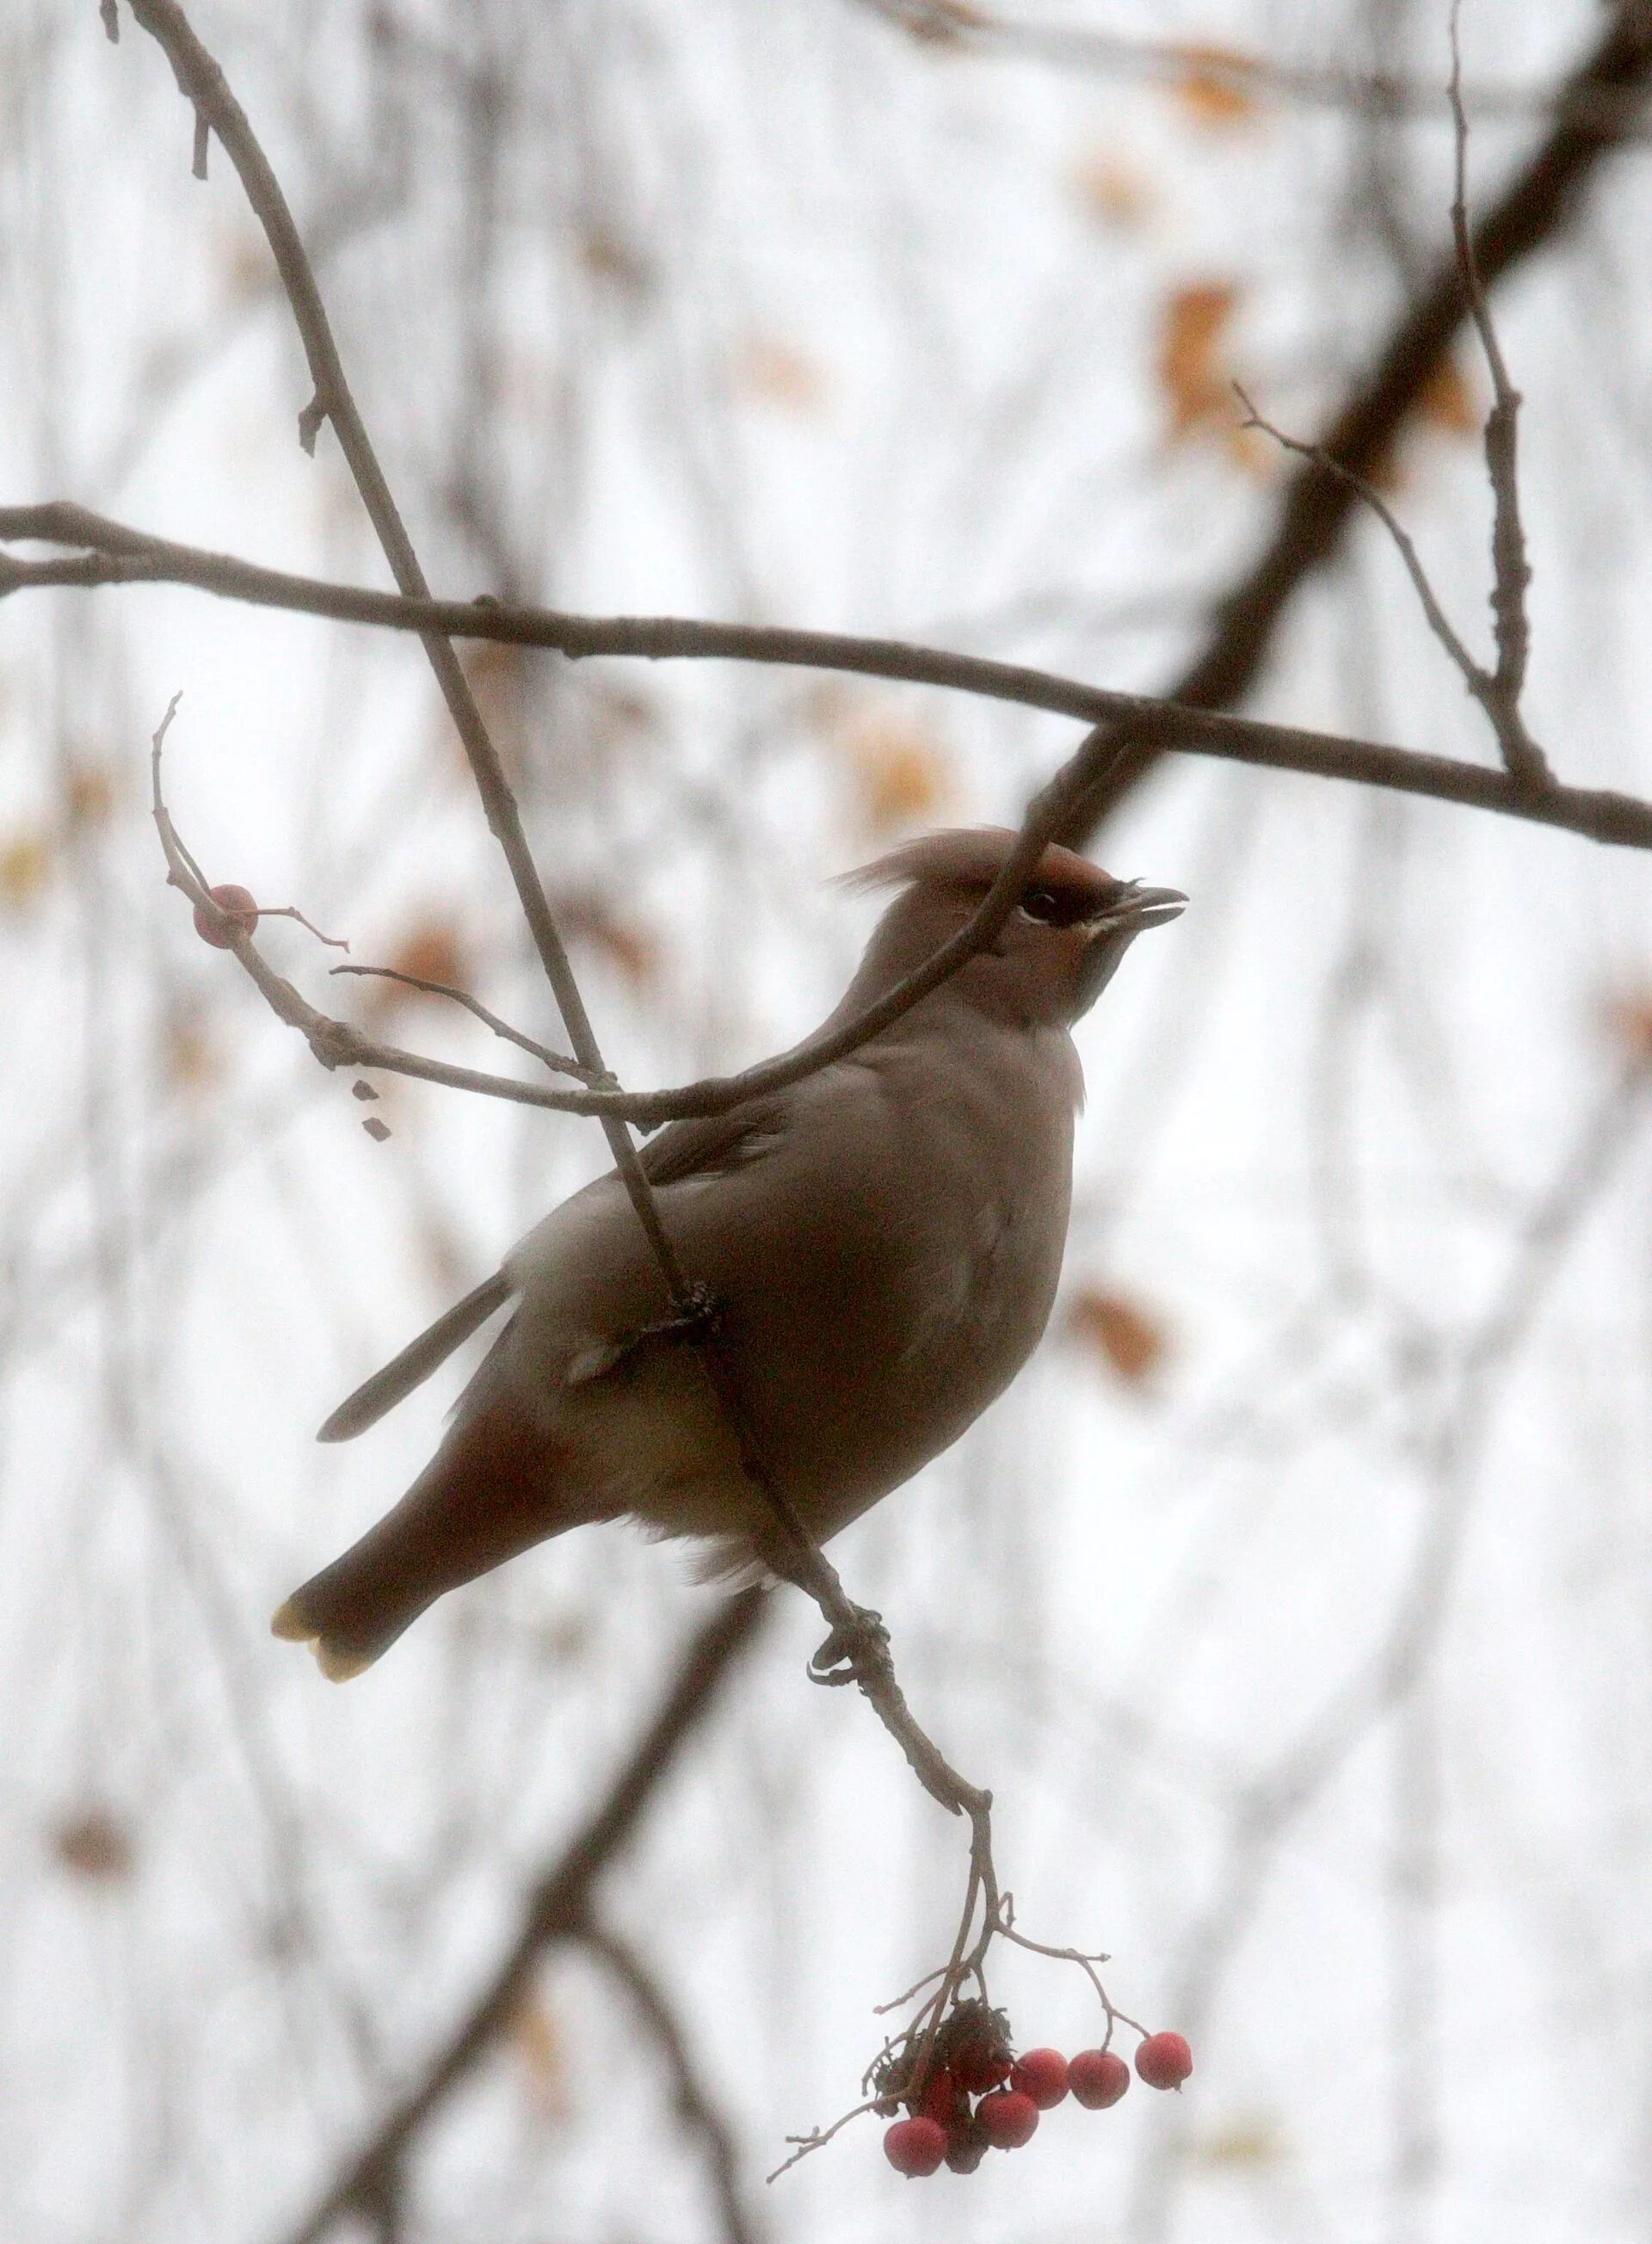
left=1018, top=888, right=1070, bottom=925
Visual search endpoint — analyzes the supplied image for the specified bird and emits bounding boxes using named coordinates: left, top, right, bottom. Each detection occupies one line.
left=271, top=827, right=1184, bottom=1679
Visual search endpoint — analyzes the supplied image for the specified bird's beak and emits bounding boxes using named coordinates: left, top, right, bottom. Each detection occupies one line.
left=1086, top=882, right=1187, bottom=934
left=1067, top=881, right=1186, bottom=1017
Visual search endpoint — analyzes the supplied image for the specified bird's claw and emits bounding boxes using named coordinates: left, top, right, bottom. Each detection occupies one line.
left=809, top=1604, right=891, bottom=1687
left=610, top=1283, right=724, bottom=1372
left=655, top=1280, right=724, bottom=1344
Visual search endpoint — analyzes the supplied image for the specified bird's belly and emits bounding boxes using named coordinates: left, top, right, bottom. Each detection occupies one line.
left=738, top=1170, right=1066, bottom=1542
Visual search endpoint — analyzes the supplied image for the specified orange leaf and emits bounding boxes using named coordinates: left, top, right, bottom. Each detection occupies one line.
left=160, top=1011, right=219, bottom=1094
left=905, top=0, right=986, bottom=45
left=52, top=1807, right=135, bottom=1883
left=579, top=225, right=653, bottom=298
left=363, top=920, right=471, bottom=1023
left=511, top=1991, right=570, bottom=2116
left=1194, top=2113, right=1286, bottom=2169
left=215, top=220, right=270, bottom=308
left=1067, top=1286, right=1171, bottom=1385
left=461, top=641, right=532, bottom=731
left=555, top=891, right=660, bottom=990
left=1070, top=150, right=1154, bottom=230
left=1417, top=357, right=1479, bottom=437
left=1159, top=281, right=1240, bottom=441
left=736, top=336, right=829, bottom=414
left=0, top=829, right=52, bottom=911
left=65, top=762, right=116, bottom=829
left=842, top=715, right=954, bottom=837
left=1170, top=42, right=1262, bottom=127
left=1604, top=989, right=1652, bottom=1063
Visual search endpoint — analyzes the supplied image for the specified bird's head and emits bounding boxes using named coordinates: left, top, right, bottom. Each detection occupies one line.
left=838, top=826, right=1185, bottom=1031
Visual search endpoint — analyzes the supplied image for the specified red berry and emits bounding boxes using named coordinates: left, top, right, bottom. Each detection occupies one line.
left=193, top=884, right=259, bottom=948
left=1135, top=2031, right=1193, bottom=2091
left=977, top=2089, right=1039, bottom=2149
left=1069, top=2049, right=1131, bottom=2109
left=945, top=2117, right=989, bottom=2174
left=952, top=2040, right=1013, bottom=2094
left=916, top=2068, right=963, bottom=2126
left=884, top=2117, right=947, bottom=2177
left=1010, top=2047, right=1069, bottom=2109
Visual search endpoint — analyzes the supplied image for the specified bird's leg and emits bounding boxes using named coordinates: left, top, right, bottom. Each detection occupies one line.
left=807, top=1603, right=891, bottom=1688
left=646, top=1278, right=724, bottom=1344
left=624, top=1292, right=889, bottom=1687
left=606, top=1280, right=724, bottom=1372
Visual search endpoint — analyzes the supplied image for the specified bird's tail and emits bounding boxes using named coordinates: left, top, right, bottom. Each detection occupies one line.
left=273, top=1397, right=581, bottom=1680
left=270, top=1536, right=439, bottom=1680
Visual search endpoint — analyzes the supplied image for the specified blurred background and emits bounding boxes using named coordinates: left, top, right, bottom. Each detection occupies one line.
left=6, top=2, right=1652, bottom=2239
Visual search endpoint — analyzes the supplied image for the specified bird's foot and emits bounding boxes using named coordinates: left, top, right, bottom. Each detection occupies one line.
left=809, top=1603, right=891, bottom=1688
left=609, top=1283, right=724, bottom=1373
left=646, top=1279, right=724, bottom=1345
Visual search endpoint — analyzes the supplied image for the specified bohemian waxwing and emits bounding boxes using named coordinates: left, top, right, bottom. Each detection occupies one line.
left=272, top=828, right=1184, bottom=1677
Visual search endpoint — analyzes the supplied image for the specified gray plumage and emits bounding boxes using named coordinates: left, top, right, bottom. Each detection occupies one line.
left=273, top=829, right=1183, bottom=1678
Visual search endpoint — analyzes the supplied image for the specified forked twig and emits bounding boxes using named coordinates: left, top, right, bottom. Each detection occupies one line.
left=331, top=963, right=593, bottom=1082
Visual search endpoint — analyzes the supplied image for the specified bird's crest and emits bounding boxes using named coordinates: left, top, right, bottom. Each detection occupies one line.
left=840, top=826, right=1122, bottom=920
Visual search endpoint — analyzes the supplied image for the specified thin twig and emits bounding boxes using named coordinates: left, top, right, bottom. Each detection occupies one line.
left=1233, top=386, right=1483, bottom=684
left=120, top=0, right=693, bottom=1315
left=260, top=904, right=348, bottom=950
left=872, top=1962, right=952, bottom=2016
left=993, top=1906, right=1146, bottom=2045
left=1449, top=0, right=1541, bottom=778
left=1234, top=377, right=1550, bottom=789
left=330, top=963, right=593, bottom=1082
left=579, top=1920, right=760, bottom=2244
left=764, top=2099, right=885, bottom=2185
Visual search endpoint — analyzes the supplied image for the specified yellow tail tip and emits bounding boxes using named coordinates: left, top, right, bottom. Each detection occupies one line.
left=269, top=1598, right=312, bottom=1643
left=316, top=1639, right=377, bottom=1682
left=270, top=1599, right=376, bottom=1680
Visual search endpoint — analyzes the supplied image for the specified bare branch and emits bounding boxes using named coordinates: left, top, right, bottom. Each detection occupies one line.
left=121, top=0, right=688, bottom=1316
left=274, top=1590, right=767, bottom=2244
left=127, top=1, right=1011, bottom=2088
left=1449, top=0, right=1540, bottom=774
left=1234, top=381, right=1550, bottom=786
left=1061, top=0, right=1652, bottom=846
left=1234, top=385, right=1487, bottom=691
left=580, top=1920, right=761, bottom=2244
left=330, top=964, right=594, bottom=1082
left=854, top=0, right=1652, bottom=137
left=764, top=2098, right=885, bottom=2186
left=10, top=506, right=1652, bottom=858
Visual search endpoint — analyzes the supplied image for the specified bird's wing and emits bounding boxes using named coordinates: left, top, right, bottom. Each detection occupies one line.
left=317, top=1099, right=796, bottom=1444
left=638, top=1096, right=792, bottom=1187
left=317, top=1269, right=513, bottom=1443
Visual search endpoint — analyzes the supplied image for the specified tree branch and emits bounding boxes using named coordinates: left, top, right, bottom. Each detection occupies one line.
left=128, top=0, right=1006, bottom=2111
left=579, top=1919, right=761, bottom=2244
left=10, top=504, right=1652, bottom=862
left=273, top=1589, right=767, bottom=2244
left=854, top=0, right=1652, bottom=137
left=1058, top=0, right=1652, bottom=846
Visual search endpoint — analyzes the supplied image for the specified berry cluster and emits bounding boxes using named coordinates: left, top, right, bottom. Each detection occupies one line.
left=877, top=2002, right=1192, bottom=2179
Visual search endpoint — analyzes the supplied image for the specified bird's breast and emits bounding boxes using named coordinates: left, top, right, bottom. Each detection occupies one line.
left=749, top=1024, right=1077, bottom=1525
